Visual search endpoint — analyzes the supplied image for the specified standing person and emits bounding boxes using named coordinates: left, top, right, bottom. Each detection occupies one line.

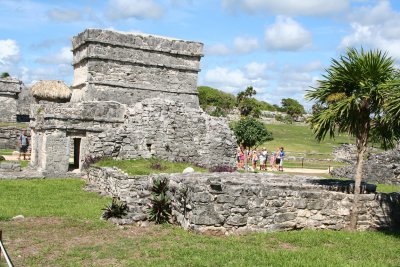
left=18, top=130, right=29, bottom=160
left=236, top=147, right=241, bottom=169
left=259, top=148, right=268, bottom=171
left=269, top=151, right=276, bottom=171
left=239, top=147, right=245, bottom=169
left=252, top=150, right=258, bottom=170
left=278, top=147, right=285, bottom=172
left=275, top=147, right=281, bottom=171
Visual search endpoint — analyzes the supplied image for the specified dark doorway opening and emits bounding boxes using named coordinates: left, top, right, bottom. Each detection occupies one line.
left=16, top=114, right=30, bottom=122
left=70, top=138, right=81, bottom=170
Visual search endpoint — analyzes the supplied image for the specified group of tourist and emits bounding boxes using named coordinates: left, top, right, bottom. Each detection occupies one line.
left=237, top=146, right=285, bottom=172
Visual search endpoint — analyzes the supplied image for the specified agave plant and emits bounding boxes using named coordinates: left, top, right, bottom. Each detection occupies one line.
left=102, top=198, right=128, bottom=220
left=148, top=178, right=172, bottom=224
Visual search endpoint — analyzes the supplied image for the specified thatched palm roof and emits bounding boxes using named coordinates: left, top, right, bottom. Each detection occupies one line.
left=31, top=80, right=71, bottom=101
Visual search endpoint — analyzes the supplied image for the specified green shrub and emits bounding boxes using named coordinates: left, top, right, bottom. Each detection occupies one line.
left=275, top=114, right=294, bottom=124
left=210, top=107, right=227, bottom=117
left=198, top=86, right=236, bottom=111
left=258, top=100, right=276, bottom=111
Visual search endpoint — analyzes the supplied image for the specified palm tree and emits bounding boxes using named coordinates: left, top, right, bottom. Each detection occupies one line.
left=306, top=48, right=400, bottom=230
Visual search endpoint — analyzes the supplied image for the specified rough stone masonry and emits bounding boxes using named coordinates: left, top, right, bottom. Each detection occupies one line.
left=87, top=167, right=400, bottom=233
left=0, top=78, right=23, bottom=123
left=71, top=29, right=203, bottom=108
left=30, top=29, right=236, bottom=176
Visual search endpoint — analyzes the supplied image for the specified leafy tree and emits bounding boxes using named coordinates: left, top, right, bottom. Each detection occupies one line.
left=281, top=98, right=305, bottom=118
left=237, top=86, right=256, bottom=104
left=238, top=98, right=261, bottom=117
left=273, top=104, right=285, bottom=112
left=236, top=86, right=261, bottom=117
left=198, top=86, right=236, bottom=112
left=232, top=117, right=273, bottom=149
left=232, top=117, right=273, bottom=171
left=306, top=48, right=400, bottom=230
left=258, top=100, right=277, bottom=111
left=1, top=72, right=10, bottom=78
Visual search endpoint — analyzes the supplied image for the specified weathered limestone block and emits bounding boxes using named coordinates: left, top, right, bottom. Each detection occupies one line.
left=0, top=161, right=21, bottom=172
left=0, top=78, right=22, bottom=123
left=88, top=98, right=236, bottom=169
left=87, top=168, right=400, bottom=233
left=71, top=29, right=203, bottom=108
left=331, top=148, right=400, bottom=185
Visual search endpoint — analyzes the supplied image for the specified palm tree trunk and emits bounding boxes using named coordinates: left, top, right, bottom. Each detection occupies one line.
left=349, top=136, right=367, bottom=230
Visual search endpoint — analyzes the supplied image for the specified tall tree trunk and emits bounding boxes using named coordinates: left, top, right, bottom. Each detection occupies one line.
left=349, top=135, right=368, bottom=230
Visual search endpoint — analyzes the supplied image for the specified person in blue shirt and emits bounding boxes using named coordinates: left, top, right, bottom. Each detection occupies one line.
left=278, top=147, right=285, bottom=172
left=18, top=130, right=29, bottom=160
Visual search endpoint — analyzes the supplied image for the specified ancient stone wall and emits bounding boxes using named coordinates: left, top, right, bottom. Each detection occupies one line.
left=331, top=148, right=400, bottom=185
left=0, top=126, right=30, bottom=149
left=87, top=167, right=400, bottom=233
left=88, top=98, right=237, bottom=168
left=29, top=101, right=126, bottom=176
left=71, top=29, right=203, bottom=108
left=0, top=78, right=22, bottom=123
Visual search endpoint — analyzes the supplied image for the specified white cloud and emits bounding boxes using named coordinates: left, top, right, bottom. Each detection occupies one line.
left=265, top=16, right=312, bottom=51
left=36, top=47, right=72, bottom=65
left=0, top=39, right=20, bottom=66
left=245, top=62, right=269, bottom=78
left=206, top=36, right=259, bottom=56
left=298, top=60, right=323, bottom=72
left=205, top=44, right=231, bottom=56
left=106, top=0, right=164, bottom=20
left=19, top=64, right=73, bottom=87
left=204, top=67, right=250, bottom=92
left=340, top=1, right=400, bottom=58
left=222, top=0, right=349, bottom=16
left=233, top=36, right=259, bottom=53
left=201, top=60, right=322, bottom=107
left=47, top=8, right=82, bottom=22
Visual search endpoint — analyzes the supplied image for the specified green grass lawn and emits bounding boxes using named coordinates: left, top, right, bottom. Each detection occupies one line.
left=0, top=179, right=399, bottom=266
left=375, top=184, right=400, bottom=193
left=0, top=179, right=110, bottom=221
left=0, top=122, right=28, bottom=128
left=96, top=158, right=207, bottom=175
left=0, top=149, right=15, bottom=155
left=263, top=124, right=354, bottom=155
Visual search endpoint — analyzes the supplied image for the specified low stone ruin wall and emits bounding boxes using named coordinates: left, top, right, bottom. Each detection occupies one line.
left=0, top=161, right=21, bottom=172
left=0, top=126, right=30, bottom=149
left=331, top=148, right=400, bottom=185
left=87, top=167, right=400, bottom=233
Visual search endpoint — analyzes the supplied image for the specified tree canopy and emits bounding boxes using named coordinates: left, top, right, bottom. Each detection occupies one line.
left=306, top=47, right=400, bottom=229
left=1, top=72, right=10, bottom=78
left=232, top=117, right=273, bottom=149
left=280, top=98, right=305, bottom=118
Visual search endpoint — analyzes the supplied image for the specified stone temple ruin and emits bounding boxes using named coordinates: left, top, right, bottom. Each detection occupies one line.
left=0, top=77, right=31, bottom=123
left=29, top=29, right=236, bottom=176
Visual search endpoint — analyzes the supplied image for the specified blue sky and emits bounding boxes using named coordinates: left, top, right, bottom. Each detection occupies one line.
left=1, top=0, right=400, bottom=109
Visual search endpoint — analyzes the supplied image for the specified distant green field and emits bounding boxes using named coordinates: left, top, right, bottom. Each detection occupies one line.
left=263, top=124, right=354, bottom=154
left=0, top=122, right=28, bottom=128
left=96, top=158, right=207, bottom=175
